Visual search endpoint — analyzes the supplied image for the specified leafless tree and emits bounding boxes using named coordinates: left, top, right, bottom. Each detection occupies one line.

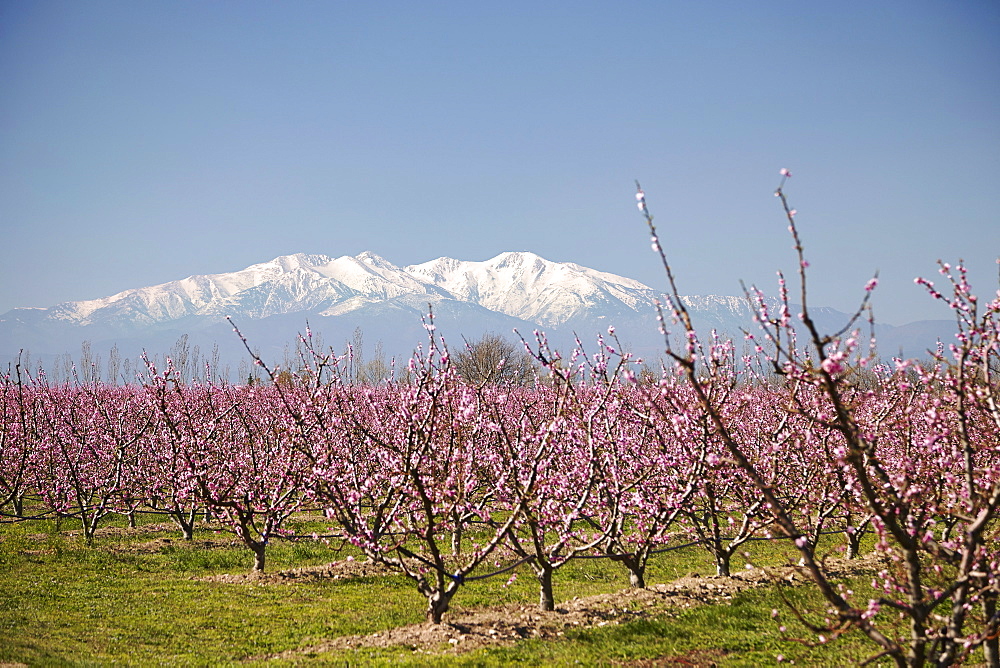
left=106, top=344, right=121, bottom=386
left=452, top=333, right=536, bottom=387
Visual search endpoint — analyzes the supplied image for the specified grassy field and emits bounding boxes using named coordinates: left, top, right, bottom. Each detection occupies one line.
left=0, top=511, right=893, bottom=666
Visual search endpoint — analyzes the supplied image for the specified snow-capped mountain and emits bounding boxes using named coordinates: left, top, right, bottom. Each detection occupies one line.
left=4, top=251, right=664, bottom=333
left=40, top=252, right=448, bottom=326
left=0, top=251, right=954, bottom=379
left=405, top=251, right=660, bottom=328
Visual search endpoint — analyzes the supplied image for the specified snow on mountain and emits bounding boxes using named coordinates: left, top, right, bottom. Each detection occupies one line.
left=313, top=252, right=449, bottom=304
left=41, top=252, right=334, bottom=325
left=13, top=251, right=661, bottom=330
left=0, top=250, right=956, bottom=373
left=405, top=251, right=660, bottom=327
left=28, top=252, right=456, bottom=327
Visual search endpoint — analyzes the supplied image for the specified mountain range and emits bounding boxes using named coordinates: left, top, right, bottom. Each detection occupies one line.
left=0, top=251, right=954, bottom=381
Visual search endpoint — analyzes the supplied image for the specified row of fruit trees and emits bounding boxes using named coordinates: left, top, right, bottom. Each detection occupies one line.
left=1, top=178, right=997, bottom=667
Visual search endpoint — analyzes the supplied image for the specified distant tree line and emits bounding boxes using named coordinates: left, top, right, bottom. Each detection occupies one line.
left=9, top=327, right=546, bottom=389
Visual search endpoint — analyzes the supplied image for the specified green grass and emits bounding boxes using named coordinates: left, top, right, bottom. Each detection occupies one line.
left=0, top=512, right=893, bottom=666
left=463, top=585, right=886, bottom=667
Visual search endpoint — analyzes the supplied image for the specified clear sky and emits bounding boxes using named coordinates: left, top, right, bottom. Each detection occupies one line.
left=1, top=1, right=997, bottom=325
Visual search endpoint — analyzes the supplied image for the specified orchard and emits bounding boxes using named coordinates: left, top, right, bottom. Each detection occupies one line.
left=1, top=176, right=997, bottom=667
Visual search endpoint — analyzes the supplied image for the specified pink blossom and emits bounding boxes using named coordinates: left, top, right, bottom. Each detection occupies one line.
left=821, top=357, right=845, bottom=375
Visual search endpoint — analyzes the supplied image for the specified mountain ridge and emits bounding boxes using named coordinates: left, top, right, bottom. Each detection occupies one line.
left=1, top=251, right=955, bottom=378
left=4, top=251, right=663, bottom=329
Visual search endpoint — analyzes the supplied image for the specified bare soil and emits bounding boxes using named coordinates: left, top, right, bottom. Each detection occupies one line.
left=198, top=558, right=395, bottom=584
left=250, top=554, right=883, bottom=660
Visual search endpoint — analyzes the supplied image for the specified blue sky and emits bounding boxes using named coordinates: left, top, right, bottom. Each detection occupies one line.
left=1, top=1, right=997, bottom=325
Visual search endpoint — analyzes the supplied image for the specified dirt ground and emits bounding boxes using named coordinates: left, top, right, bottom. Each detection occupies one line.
left=199, top=557, right=396, bottom=584
left=249, top=555, right=882, bottom=661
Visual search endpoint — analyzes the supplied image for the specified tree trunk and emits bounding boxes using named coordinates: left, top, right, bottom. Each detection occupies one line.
left=426, top=590, right=453, bottom=624
left=251, top=542, right=266, bottom=573
left=82, top=509, right=99, bottom=546
left=845, top=529, right=863, bottom=560
left=907, top=617, right=927, bottom=668
left=983, top=594, right=999, bottom=668
left=715, top=551, right=731, bottom=577
left=622, top=555, right=647, bottom=588
left=170, top=509, right=196, bottom=540
left=11, top=494, right=24, bottom=517
left=537, top=563, right=555, bottom=611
